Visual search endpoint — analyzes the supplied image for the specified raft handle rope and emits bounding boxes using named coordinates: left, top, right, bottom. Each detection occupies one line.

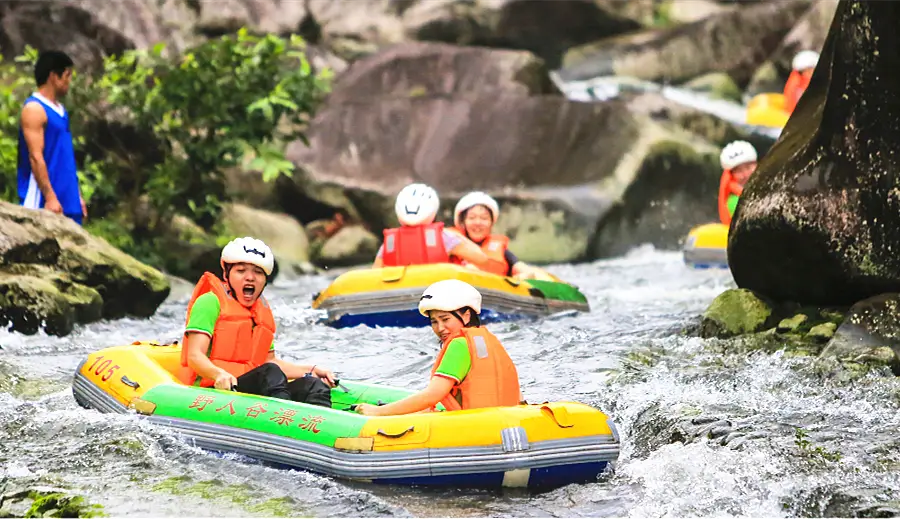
left=121, top=375, right=140, bottom=389
left=376, top=426, right=415, bottom=439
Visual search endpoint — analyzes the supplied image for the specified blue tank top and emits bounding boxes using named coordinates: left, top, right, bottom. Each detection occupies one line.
left=17, top=94, right=80, bottom=215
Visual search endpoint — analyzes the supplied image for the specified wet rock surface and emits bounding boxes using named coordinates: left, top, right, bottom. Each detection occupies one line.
left=0, top=202, right=170, bottom=336
left=729, top=1, right=900, bottom=306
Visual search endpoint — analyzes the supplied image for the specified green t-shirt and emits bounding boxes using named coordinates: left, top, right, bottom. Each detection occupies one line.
left=185, top=292, right=275, bottom=352
left=727, top=194, right=740, bottom=216
left=433, top=337, right=471, bottom=383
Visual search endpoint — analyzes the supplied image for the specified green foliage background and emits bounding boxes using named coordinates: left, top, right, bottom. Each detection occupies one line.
left=0, top=30, right=330, bottom=272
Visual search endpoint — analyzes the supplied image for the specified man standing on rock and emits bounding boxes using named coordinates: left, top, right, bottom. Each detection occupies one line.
left=17, top=50, right=86, bottom=225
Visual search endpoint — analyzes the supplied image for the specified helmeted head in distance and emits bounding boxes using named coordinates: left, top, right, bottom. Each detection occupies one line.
left=454, top=191, right=500, bottom=242
left=395, top=183, right=440, bottom=226
left=720, top=140, right=758, bottom=183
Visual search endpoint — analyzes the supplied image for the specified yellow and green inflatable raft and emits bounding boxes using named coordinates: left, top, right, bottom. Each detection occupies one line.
left=683, top=223, right=728, bottom=269
left=312, top=264, right=590, bottom=328
left=73, top=342, right=620, bottom=490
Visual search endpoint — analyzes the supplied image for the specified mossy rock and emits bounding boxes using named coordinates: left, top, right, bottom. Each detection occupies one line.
left=700, top=288, right=774, bottom=338
left=682, top=72, right=742, bottom=103
left=777, top=313, right=808, bottom=333
left=807, top=322, right=838, bottom=343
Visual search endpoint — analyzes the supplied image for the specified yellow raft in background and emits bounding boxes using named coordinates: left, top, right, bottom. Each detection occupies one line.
left=746, top=93, right=790, bottom=129
left=72, top=341, right=620, bottom=490
left=683, top=223, right=728, bottom=269
left=311, top=263, right=590, bottom=328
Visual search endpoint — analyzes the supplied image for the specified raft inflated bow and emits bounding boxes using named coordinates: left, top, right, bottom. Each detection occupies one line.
left=73, top=342, right=620, bottom=490
left=311, top=264, right=590, bottom=328
left=683, top=223, right=728, bottom=269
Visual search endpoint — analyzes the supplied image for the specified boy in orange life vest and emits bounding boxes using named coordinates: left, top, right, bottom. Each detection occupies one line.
left=451, top=191, right=550, bottom=279
left=355, top=279, right=521, bottom=416
left=372, top=183, right=499, bottom=270
left=783, top=50, right=819, bottom=113
left=718, top=140, right=758, bottom=226
left=179, top=237, right=336, bottom=407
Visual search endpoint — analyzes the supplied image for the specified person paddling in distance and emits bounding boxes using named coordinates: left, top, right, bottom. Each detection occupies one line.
left=718, top=140, right=758, bottom=226
left=783, top=50, right=819, bottom=114
left=451, top=191, right=551, bottom=280
left=179, top=237, right=336, bottom=407
left=372, top=183, right=503, bottom=271
left=355, top=280, right=521, bottom=416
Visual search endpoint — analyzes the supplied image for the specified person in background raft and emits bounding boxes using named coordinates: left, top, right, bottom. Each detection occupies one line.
left=372, top=183, right=502, bottom=271
left=718, top=140, right=758, bottom=226
left=783, top=50, right=819, bottom=114
left=18, top=50, right=87, bottom=225
left=179, top=237, right=336, bottom=407
left=355, top=280, right=521, bottom=416
left=450, top=191, right=551, bottom=280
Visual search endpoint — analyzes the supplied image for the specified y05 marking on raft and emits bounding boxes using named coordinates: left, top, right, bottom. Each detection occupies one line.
left=86, top=355, right=121, bottom=382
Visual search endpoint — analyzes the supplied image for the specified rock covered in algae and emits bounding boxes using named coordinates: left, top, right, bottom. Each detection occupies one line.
left=699, top=288, right=774, bottom=338
left=728, top=1, right=900, bottom=306
left=0, top=201, right=170, bottom=336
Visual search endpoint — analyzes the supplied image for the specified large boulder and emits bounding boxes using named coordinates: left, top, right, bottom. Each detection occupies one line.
left=326, top=41, right=558, bottom=104
left=587, top=139, right=719, bottom=258
left=559, top=1, right=810, bottom=85
left=399, top=0, right=641, bottom=68
left=284, top=81, right=724, bottom=263
left=728, top=1, right=900, bottom=306
left=0, top=202, right=170, bottom=336
left=312, top=225, right=380, bottom=268
left=0, top=0, right=199, bottom=66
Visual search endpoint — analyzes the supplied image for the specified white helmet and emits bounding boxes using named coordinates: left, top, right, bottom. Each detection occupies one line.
left=453, top=191, right=500, bottom=227
left=720, top=140, right=758, bottom=170
left=418, top=279, right=482, bottom=316
left=792, top=50, right=819, bottom=71
left=395, top=183, right=440, bottom=226
left=220, top=237, right=274, bottom=276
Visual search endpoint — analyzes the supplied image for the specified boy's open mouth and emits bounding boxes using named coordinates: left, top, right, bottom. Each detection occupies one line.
left=242, top=285, right=255, bottom=297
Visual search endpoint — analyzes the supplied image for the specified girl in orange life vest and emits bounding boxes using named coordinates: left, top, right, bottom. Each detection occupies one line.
left=718, top=140, right=758, bottom=226
left=784, top=50, right=819, bottom=114
left=181, top=237, right=336, bottom=406
left=371, top=183, right=498, bottom=270
left=451, top=191, right=549, bottom=279
left=355, top=279, right=521, bottom=416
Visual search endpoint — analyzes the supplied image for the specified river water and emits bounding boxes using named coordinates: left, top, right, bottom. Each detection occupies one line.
left=2, top=247, right=899, bottom=517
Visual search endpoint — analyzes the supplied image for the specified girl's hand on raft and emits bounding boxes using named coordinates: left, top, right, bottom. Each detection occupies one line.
left=313, top=366, right=337, bottom=387
left=214, top=370, right=238, bottom=390
left=355, top=403, right=380, bottom=416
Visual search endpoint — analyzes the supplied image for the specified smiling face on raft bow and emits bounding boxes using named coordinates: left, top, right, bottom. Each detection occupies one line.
left=226, top=262, right=267, bottom=307
left=462, top=205, right=494, bottom=242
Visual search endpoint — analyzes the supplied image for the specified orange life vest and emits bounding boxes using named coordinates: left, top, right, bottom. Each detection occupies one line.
left=783, top=70, right=811, bottom=113
left=430, top=327, right=521, bottom=411
left=177, top=272, right=276, bottom=387
left=718, top=170, right=743, bottom=226
left=448, top=228, right=511, bottom=276
left=382, top=222, right=450, bottom=267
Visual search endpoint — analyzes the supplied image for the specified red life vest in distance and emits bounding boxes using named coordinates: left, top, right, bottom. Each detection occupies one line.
left=177, top=272, right=275, bottom=387
left=431, top=327, right=521, bottom=411
left=783, top=69, right=811, bottom=113
left=718, top=170, right=743, bottom=225
left=381, top=222, right=450, bottom=267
